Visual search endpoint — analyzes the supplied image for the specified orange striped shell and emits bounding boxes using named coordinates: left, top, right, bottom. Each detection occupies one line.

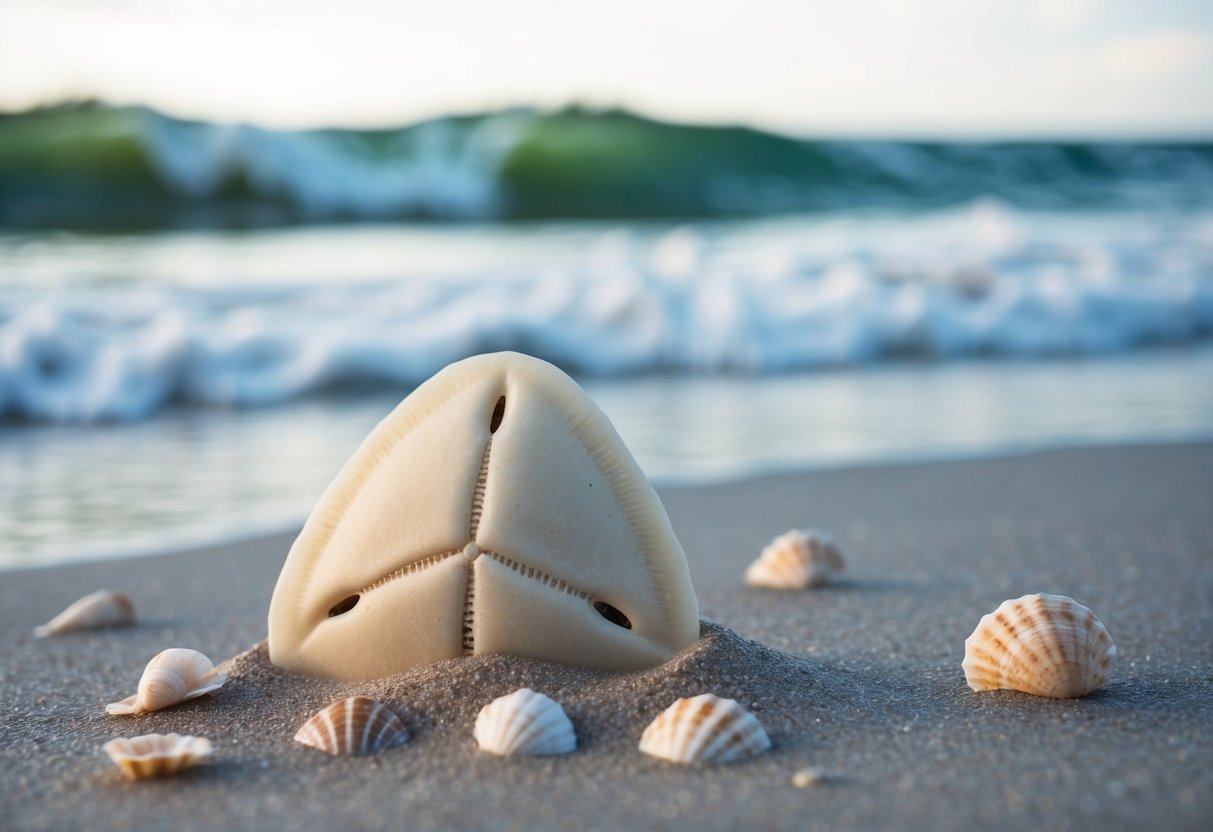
left=745, top=529, right=844, bottom=589
left=963, top=593, right=1116, bottom=699
left=638, top=694, right=770, bottom=764
left=294, top=696, right=409, bottom=756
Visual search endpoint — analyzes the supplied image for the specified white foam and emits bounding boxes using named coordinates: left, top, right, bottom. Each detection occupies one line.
left=143, top=110, right=525, bottom=219
left=1, top=204, right=1210, bottom=422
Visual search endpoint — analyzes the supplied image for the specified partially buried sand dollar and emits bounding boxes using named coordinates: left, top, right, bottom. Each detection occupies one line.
left=268, top=352, right=699, bottom=680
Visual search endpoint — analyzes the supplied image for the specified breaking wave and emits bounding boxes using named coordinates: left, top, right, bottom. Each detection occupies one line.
left=2, top=204, right=1211, bottom=422
left=2, top=102, right=1212, bottom=227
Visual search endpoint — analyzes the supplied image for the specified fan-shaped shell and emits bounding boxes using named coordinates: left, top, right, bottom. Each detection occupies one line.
left=639, top=694, right=771, bottom=764
left=106, top=648, right=227, bottom=715
left=102, top=733, right=213, bottom=780
left=294, top=697, right=410, bottom=756
left=474, top=688, right=576, bottom=757
left=34, top=590, right=135, bottom=637
left=745, top=529, right=844, bottom=589
left=963, top=593, right=1116, bottom=699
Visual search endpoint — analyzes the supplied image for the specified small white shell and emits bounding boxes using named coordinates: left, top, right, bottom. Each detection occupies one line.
left=639, top=694, right=771, bottom=764
left=294, top=696, right=410, bottom=756
left=791, top=767, right=827, bottom=788
left=34, top=590, right=135, bottom=637
left=745, top=529, right=844, bottom=589
left=102, top=733, right=213, bottom=780
left=963, top=593, right=1116, bottom=699
left=474, top=688, right=576, bottom=757
left=106, top=648, right=227, bottom=715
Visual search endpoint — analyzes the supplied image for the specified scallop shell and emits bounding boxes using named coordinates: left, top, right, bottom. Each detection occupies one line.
left=745, top=529, right=844, bottom=589
left=474, top=688, right=576, bottom=757
left=294, top=697, right=410, bottom=756
left=102, top=733, right=213, bottom=780
left=963, top=593, right=1116, bottom=699
left=34, top=590, right=135, bottom=637
left=106, top=648, right=227, bottom=715
left=639, top=694, right=771, bottom=764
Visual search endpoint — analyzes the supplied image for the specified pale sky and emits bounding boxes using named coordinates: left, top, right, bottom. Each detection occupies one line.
left=1, top=0, right=1211, bottom=137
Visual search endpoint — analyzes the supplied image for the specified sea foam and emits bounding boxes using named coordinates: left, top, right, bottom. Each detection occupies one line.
left=1, top=207, right=1210, bottom=423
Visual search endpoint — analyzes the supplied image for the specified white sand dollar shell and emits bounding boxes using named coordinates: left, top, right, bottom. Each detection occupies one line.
left=639, top=694, right=771, bottom=764
left=745, top=529, right=844, bottom=589
left=102, top=733, right=212, bottom=780
left=963, top=593, right=1116, bottom=699
left=474, top=688, right=576, bottom=757
left=34, top=590, right=135, bottom=637
left=106, top=648, right=227, bottom=715
left=294, top=696, right=410, bottom=756
left=268, top=352, right=699, bottom=681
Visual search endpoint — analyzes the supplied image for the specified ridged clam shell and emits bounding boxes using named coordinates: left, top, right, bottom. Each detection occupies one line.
left=639, top=694, right=771, bottom=764
left=106, top=648, right=227, bottom=715
left=474, top=688, right=576, bottom=757
left=745, top=529, right=844, bottom=589
left=102, top=733, right=213, bottom=780
left=294, top=697, right=410, bottom=756
left=963, top=593, right=1116, bottom=699
left=34, top=590, right=135, bottom=637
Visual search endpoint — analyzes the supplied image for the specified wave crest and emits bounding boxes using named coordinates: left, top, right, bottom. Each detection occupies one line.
left=3, top=103, right=1212, bottom=227
left=2, top=213, right=1210, bottom=423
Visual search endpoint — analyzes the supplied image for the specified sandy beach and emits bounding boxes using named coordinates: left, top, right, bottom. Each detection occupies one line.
left=2, top=442, right=1210, bottom=831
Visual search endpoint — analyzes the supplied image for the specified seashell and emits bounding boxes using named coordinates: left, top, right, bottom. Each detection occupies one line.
left=34, top=589, right=135, bottom=637
left=745, top=529, right=844, bottom=589
left=474, top=688, right=576, bottom=757
left=106, top=648, right=227, bottom=715
left=102, top=733, right=213, bottom=780
left=639, top=694, right=771, bottom=764
left=294, top=696, right=409, bottom=756
left=963, top=593, right=1116, bottom=699
left=791, top=767, right=828, bottom=788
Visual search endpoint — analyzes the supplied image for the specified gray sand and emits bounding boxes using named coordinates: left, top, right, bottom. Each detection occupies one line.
left=2, top=443, right=1210, bottom=831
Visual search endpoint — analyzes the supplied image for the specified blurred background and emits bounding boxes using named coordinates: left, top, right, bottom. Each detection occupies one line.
left=1, top=0, right=1211, bottom=567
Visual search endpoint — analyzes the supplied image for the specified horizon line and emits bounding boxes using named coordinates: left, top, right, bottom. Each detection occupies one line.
left=6, top=96, right=1213, bottom=145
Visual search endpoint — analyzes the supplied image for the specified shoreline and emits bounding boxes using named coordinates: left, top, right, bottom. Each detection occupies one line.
left=7, top=435, right=1213, bottom=573
left=3, top=441, right=1211, bottom=831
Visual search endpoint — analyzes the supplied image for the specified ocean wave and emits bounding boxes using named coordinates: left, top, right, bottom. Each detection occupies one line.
left=2, top=103, right=1212, bottom=228
left=2, top=210, right=1210, bottom=423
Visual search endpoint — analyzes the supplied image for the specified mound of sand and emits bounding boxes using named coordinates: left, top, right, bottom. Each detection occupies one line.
left=216, top=621, right=869, bottom=754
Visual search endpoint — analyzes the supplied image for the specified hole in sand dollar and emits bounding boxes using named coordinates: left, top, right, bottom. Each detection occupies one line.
left=490, top=395, right=506, bottom=433
left=328, top=595, right=360, bottom=618
left=592, top=600, right=632, bottom=629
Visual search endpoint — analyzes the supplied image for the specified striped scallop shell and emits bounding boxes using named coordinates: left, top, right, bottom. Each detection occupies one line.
left=474, top=688, right=576, bottom=757
left=745, top=529, right=844, bottom=589
left=294, top=697, right=410, bottom=756
left=103, top=733, right=213, bottom=780
left=106, top=648, right=227, bottom=715
left=639, top=694, right=771, bottom=764
left=35, top=590, right=135, bottom=637
left=963, top=593, right=1116, bottom=699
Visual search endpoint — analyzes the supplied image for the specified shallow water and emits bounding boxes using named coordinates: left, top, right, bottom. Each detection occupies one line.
left=2, top=347, right=1210, bottom=569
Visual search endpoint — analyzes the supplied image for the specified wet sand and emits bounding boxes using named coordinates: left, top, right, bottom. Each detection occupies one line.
left=2, top=442, right=1210, bottom=831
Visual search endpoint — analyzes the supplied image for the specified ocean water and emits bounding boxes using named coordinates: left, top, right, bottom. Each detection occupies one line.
left=1, top=104, right=1211, bottom=568
left=2, top=204, right=1211, bottom=423
left=1, top=207, right=1211, bottom=568
left=4, top=104, right=1212, bottom=226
